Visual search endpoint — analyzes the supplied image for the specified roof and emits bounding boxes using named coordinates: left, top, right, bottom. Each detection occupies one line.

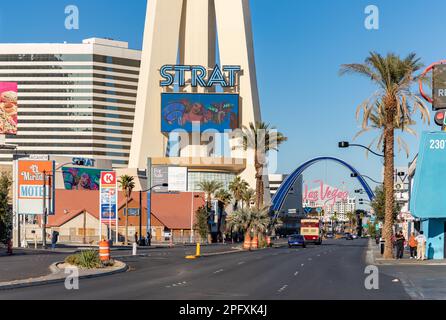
left=47, top=190, right=205, bottom=229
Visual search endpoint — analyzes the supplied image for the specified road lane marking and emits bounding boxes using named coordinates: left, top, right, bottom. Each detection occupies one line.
left=308, top=258, right=312, bottom=261
left=301, top=263, right=304, bottom=267
left=278, top=285, right=288, bottom=293
left=294, top=271, right=299, bottom=276
left=238, top=261, right=245, bottom=265
left=214, top=269, right=224, bottom=274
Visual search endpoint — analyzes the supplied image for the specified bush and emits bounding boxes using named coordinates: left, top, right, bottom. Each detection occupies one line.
left=65, top=250, right=102, bottom=269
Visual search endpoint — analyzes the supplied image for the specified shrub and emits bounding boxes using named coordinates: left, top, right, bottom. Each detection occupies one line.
left=65, top=250, right=102, bottom=269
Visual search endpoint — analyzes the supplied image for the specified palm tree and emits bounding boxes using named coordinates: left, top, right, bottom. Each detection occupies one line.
left=215, top=189, right=233, bottom=241
left=228, top=176, right=248, bottom=210
left=198, top=180, right=223, bottom=242
left=226, top=206, right=271, bottom=248
left=346, top=212, right=355, bottom=232
left=241, top=188, right=256, bottom=209
left=340, top=52, right=430, bottom=259
left=243, top=122, right=287, bottom=208
left=118, top=175, right=135, bottom=245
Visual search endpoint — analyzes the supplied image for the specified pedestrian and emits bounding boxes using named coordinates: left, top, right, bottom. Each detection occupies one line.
left=416, top=231, right=427, bottom=260
left=146, top=231, right=152, bottom=246
left=408, top=232, right=417, bottom=259
left=134, top=232, right=138, bottom=244
left=396, top=231, right=405, bottom=259
left=51, top=230, right=59, bottom=250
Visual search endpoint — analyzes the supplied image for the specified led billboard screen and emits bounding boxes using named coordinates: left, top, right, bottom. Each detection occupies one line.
left=62, top=167, right=102, bottom=190
left=161, top=93, right=239, bottom=132
left=0, top=82, right=18, bottom=135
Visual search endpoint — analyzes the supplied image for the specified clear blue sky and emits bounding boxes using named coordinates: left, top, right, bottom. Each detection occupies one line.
left=0, top=0, right=441, bottom=198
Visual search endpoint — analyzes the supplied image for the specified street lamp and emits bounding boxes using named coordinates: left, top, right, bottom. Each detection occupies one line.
left=350, top=172, right=382, bottom=185
left=138, top=183, right=168, bottom=246
left=338, top=141, right=385, bottom=158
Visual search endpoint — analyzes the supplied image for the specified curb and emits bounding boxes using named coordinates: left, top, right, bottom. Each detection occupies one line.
left=0, top=260, right=128, bottom=290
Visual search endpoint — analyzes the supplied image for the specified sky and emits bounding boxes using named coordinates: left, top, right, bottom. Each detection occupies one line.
left=0, top=0, right=442, bottom=203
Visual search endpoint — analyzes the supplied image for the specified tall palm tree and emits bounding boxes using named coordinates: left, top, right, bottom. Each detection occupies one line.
left=243, top=122, right=287, bottom=209
left=228, top=176, right=248, bottom=210
left=340, top=52, right=430, bottom=259
left=118, top=175, right=135, bottom=245
left=346, top=212, right=355, bottom=232
left=241, top=188, right=256, bottom=209
left=198, top=180, right=223, bottom=211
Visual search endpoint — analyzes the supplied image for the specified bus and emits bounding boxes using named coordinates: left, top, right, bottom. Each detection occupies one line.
left=300, top=219, right=323, bottom=245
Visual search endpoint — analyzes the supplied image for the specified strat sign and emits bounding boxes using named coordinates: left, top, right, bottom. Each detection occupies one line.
left=160, top=64, right=241, bottom=88
left=303, top=181, right=349, bottom=206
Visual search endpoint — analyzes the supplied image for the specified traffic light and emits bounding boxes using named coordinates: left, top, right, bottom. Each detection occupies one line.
left=434, top=110, right=446, bottom=127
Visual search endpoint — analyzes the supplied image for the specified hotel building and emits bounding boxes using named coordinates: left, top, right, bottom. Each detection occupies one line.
left=0, top=38, right=141, bottom=168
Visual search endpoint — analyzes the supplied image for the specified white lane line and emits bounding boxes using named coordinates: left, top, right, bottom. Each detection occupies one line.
left=308, top=258, right=312, bottom=261
left=238, top=261, right=245, bottom=265
left=317, top=254, right=321, bottom=257
left=278, top=285, right=288, bottom=293
left=301, top=263, right=304, bottom=267
left=214, top=269, right=224, bottom=274
left=294, top=271, right=299, bottom=276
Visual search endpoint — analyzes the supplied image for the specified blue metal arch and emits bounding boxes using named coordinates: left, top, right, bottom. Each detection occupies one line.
left=271, top=157, right=375, bottom=215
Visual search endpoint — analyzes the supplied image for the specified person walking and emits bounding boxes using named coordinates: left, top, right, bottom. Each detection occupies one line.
left=134, top=232, right=138, bottom=244
left=51, top=230, right=59, bottom=250
left=416, top=231, right=427, bottom=260
left=408, top=232, right=417, bottom=259
left=395, top=231, right=405, bottom=259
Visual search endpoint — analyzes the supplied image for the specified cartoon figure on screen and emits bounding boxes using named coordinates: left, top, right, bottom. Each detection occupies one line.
left=181, top=102, right=212, bottom=125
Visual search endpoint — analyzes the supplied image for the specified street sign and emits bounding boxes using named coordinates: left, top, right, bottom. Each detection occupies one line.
left=433, top=64, right=446, bottom=110
left=99, top=171, right=118, bottom=242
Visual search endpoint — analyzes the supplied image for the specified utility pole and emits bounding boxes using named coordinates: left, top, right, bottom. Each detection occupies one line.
left=42, top=170, right=47, bottom=249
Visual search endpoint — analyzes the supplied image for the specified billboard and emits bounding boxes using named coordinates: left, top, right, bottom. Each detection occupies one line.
left=62, top=167, right=102, bottom=190
left=17, top=160, right=55, bottom=215
left=0, top=82, right=18, bottom=135
left=168, top=167, right=188, bottom=192
left=161, top=93, right=239, bottom=132
left=100, top=172, right=117, bottom=222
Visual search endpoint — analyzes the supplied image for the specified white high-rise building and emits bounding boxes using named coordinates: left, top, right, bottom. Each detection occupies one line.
left=0, top=38, right=141, bottom=167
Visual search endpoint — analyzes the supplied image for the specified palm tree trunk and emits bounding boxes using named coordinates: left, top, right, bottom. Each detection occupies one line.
left=255, top=162, right=263, bottom=209
left=383, top=102, right=395, bottom=259
left=125, top=198, right=129, bottom=245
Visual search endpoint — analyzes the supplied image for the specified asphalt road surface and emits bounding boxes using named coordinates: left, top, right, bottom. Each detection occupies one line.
left=0, top=239, right=410, bottom=300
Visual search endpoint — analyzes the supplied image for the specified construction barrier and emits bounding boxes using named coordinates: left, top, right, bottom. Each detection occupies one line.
left=266, top=236, right=271, bottom=247
left=99, top=240, right=110, bottom=262
left=251, top=236, right=259, bottom=250
left=243, top=234, right=251, bottom=250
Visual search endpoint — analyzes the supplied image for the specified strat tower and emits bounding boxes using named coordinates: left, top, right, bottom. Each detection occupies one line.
left=129, top=0, right=269, bottom=199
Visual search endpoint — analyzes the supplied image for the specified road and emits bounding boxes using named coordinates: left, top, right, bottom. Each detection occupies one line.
left=0, top=239, right=410, bottom=300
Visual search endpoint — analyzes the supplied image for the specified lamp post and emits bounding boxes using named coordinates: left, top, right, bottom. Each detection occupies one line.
left=138, top=183, right=168, bottom=246
left=338, top=141, right=385, bottom=158
left=350, top=172, right=382, bottom=185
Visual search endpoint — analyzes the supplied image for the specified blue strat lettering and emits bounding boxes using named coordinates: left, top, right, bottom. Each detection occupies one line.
left=160, top=64, right=241, bottom=88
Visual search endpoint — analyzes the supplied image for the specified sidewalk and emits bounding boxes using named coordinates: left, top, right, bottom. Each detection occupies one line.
left=367, top=240, right=446, bottom=265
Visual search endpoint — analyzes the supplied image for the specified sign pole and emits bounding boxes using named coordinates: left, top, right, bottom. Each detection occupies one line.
left=115, top=181, right=118, bottom=244
left=147, top=158, right=152, bottom=245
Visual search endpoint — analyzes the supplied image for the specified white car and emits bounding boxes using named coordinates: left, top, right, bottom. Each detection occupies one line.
left=352, top=234, right=358, bottom=239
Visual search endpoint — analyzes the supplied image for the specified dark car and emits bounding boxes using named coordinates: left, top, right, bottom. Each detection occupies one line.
left=288, top=234, right=306, bottom=248
left=344, top=232, right=354, bottom=240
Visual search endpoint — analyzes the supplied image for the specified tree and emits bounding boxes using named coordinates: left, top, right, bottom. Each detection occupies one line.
left=340, top=52, right=429, bottom=259
left=194, top=206, right=209, bottom=242
left=346, top=212, right=355, bottom=232
left=198, top=180, right=223, bottom=242
left=241, top=188, right=256, bottom=209
left=228, top=176, right=248, bottom=210
left=226, top=206, right=271, bottom=245
left=370, top=185, right=400, bottom=222
left=118, top=175, right=135, bottom=245
left=0, top=172, right=12, bottom=243
left=243, top=122, right=287, bottom=208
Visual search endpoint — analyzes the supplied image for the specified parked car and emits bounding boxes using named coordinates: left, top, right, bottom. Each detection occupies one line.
left=352, top=234, right=358, bottom=239
left=344, top=232, right=354, bottom=240
left=325, top=232, right=334, bottom=239
left=288, top=234, right=306, bottom=248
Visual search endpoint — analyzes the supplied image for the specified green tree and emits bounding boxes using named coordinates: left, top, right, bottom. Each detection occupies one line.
left=118, top=175, right=135, bottom=245
left=194, top=206, right=209, bottom=242
left=226, top=206, right=271, bottom=241
left=228, top=176, right=248, bottom=210
left=0, top=172, right=12, bottom=243
left=198, top=180, right=223, bottom=242
left=340, top=52, right=429, bottom=259
left=370, top=185, right=400, bottom=222
left=243, top=122, right=287, bottom=208
left=241, top=188, right=256, bottom=209
left=215, top=189, right=233, bottom=240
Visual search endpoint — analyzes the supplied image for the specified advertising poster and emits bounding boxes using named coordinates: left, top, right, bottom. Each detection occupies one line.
left=168, top=167, right=188, bottom=192
left=62, top=167, right=102, bottom=190
left=0, top=82, right=18, bottom=135
left=17, top=160, right=55, bottom=215
left=100, top=171, right=117, bottom=222
left=161, top=93, right=239, bottom=132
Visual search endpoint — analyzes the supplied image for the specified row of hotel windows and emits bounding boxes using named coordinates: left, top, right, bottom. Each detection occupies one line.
left=0, top=149, right=129, bottom=157
left=0, top=54, right=140, bottom=68
left=14, top=81, right=137, bottom=90
left=20, top=104, right=135, bottom=113
left=5, top=143, right=130, bottom=150
left=18, top=112, right=135, bottom=120
left=19, top=89, right=137, bottom=98
left=12, top=127, right=133, bottom=134
left=19, top=96, right=135, bottom=105
left=0, top=65, right=140, bottom=75
left=0, top=73, right=138, bottom=83
left=8, top=135, right=131, bottom=142
left=18, top=120, right=134, bottom=127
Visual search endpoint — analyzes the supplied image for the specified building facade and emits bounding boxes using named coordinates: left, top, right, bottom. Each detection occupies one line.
left=0, top=38, right=141, bottom=168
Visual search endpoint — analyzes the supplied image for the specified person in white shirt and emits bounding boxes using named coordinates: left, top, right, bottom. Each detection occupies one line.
left=415, top=231, right=427, bottom=260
